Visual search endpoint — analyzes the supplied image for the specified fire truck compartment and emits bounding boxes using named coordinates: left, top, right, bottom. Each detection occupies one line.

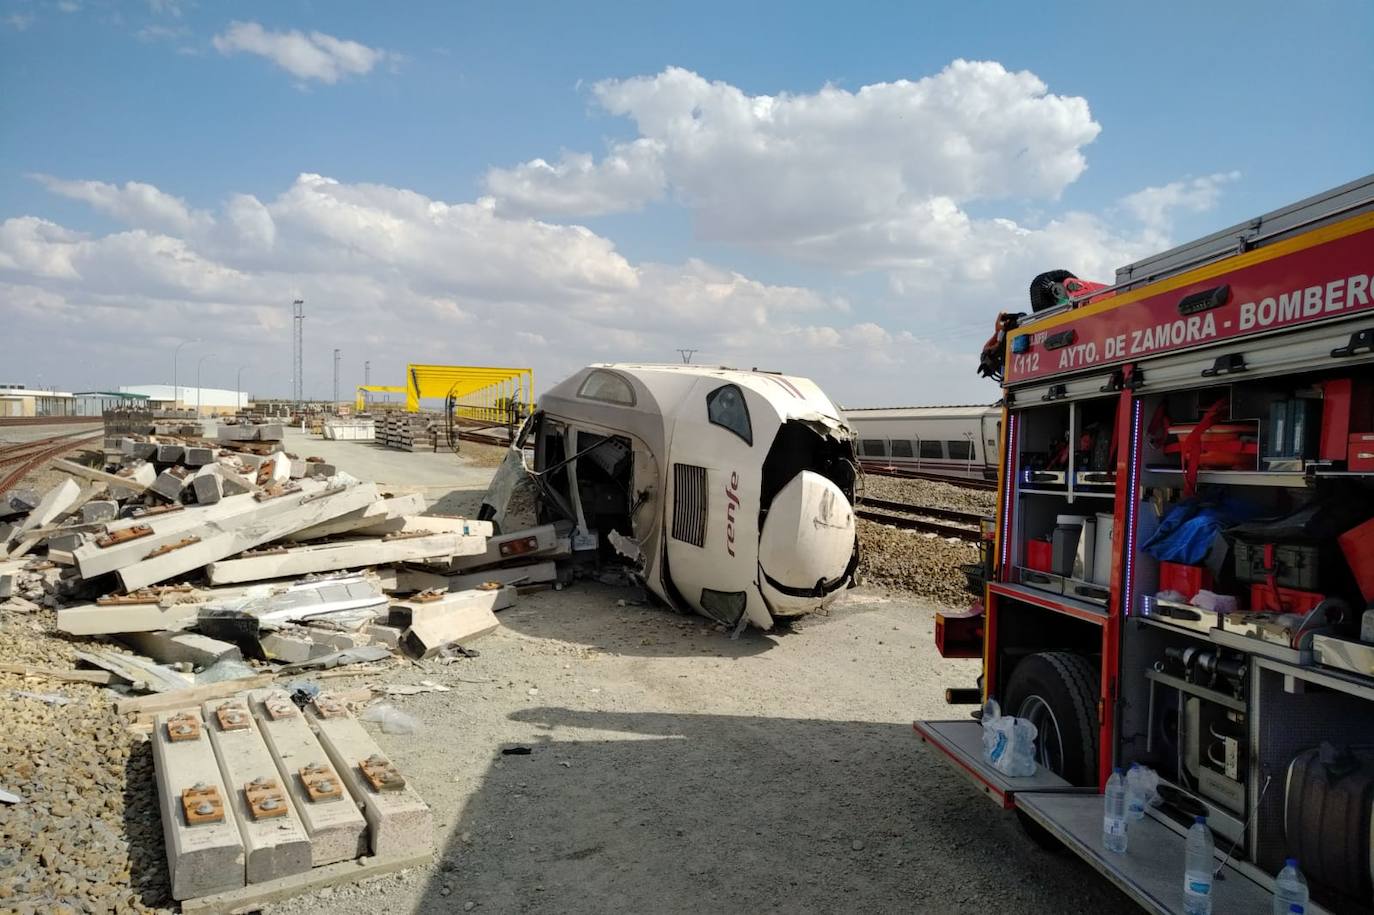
left=1013, top=793, right=1283, bottom=914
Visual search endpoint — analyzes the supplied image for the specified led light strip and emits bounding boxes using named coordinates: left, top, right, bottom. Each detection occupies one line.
left=1000, top=413, right=1018, bottom=571
left=1123, top=399, right=1143, bottom=615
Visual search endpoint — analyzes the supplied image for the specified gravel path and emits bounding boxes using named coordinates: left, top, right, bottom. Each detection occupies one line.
left=264, top=585, right=1128, bottom=914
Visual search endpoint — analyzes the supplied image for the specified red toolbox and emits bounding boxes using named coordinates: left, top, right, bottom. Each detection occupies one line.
left=1351, top=433, right=1374, bottom=472
left=1025, top=538, right=1053, bottom=573
left=1159, top=561, right=1213, bottom=598
left=1339, top=516, right=1374, bottom=602
left=935, top=605, right=984, bottom=659
left=1250, top=583, right=1325, bottom=615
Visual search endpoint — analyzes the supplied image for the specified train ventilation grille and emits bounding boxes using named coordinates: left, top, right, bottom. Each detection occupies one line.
left=671, top=463, right=708, bottom=547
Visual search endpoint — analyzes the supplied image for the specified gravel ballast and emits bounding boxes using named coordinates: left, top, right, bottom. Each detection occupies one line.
left=857, top=474, right=995, bottom=607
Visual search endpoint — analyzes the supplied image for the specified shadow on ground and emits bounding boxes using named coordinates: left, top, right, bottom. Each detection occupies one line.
left=415, top=708, right=1131, bottom=914
left=493, top=581, right=783, bottom=660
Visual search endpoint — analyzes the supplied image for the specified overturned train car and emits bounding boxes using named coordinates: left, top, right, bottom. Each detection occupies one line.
left=480, top=364, right=860, bottom=629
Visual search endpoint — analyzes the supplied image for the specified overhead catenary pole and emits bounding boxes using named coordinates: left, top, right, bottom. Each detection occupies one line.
left=332, top=348, right=341, bottom=413
left=291, top=298, right=305, bottom=410
left=172, top=339, right=197, bottom=410
left=196, top=353, right=215, bottom=417
left=236, top=365, right=247, bottom=411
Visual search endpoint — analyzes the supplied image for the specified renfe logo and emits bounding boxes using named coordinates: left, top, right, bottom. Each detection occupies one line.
left=725, top=471, right=740, bottom=557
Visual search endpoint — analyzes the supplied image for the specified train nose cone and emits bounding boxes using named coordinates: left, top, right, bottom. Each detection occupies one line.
left=758, top=470, right=856, bottom=616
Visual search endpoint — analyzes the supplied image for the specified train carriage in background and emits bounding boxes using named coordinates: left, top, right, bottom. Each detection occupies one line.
left=843, top=404, right=1001, bottom=480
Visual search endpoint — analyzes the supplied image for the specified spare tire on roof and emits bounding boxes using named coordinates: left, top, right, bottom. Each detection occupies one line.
left=1029, top=269, right=1077, bottom=313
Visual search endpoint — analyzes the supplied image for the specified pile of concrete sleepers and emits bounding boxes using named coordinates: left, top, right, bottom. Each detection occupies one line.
left=153, top=689, right=433, bottom=907
left=0, top=421, right=576, bottom=908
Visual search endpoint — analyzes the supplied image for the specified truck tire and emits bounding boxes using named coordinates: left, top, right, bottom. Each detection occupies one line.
left=1003, top=651, right=1099, bottom=787
left=1028, top=269, right=1076, bottom=313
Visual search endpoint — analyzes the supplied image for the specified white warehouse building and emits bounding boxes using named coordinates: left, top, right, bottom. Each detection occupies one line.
left=119, top=384, right=249, bottom=415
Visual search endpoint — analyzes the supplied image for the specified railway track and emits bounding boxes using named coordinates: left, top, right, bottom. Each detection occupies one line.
left=0, top=431, right=103, bottom=496
left=859, top=462, right=997, bottom=491
left=854, top=497, right=988, bottom=542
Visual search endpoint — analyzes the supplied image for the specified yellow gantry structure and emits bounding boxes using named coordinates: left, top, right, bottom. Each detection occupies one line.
left=355, top=364, right=534, bottom=422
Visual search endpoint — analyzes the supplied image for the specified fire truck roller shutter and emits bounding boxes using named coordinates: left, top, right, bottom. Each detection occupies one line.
left=1004, top=651, right=1100, bottom=787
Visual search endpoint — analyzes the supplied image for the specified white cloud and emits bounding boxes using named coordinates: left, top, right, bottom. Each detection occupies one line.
left=211, top=21, right=390, bottom=85
left=2, top=173, right=939, bottom=402
left=146, top=0, right=183, bottom=17
left=57, top=1, right=80, bottom=13
left=31, top=174, right=212, bottom=235
left=1120, top=171, right=1241, bottom=239
left=137, top=23, right=187, bottom=42
left=487, top=140, right=667, bottom=218
left=487, top=61, right=1101, bottom=266
left=3, top=12, right=35, bottom=30
left=483, top=62, right=1240, bottom=363
left=0, top=62, right=1243, bottom=405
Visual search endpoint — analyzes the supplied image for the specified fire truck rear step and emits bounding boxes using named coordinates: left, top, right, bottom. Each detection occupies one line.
left=913, top=719, right=1089, bottom=809
left=1014, top=792, right=1307, bottom=915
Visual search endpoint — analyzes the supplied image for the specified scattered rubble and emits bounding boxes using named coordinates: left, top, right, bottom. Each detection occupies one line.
left=0, top=416, right=579, bottom=911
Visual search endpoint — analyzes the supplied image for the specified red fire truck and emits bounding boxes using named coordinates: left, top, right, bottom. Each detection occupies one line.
left=918, top=174, right=1374, bottom=913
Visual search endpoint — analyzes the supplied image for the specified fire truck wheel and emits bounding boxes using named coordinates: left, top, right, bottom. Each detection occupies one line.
left=1004, top=651, right=1100, bottom=787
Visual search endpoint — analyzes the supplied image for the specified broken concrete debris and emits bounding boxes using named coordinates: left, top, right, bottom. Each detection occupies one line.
left=0, top=415, right=610, bottom=910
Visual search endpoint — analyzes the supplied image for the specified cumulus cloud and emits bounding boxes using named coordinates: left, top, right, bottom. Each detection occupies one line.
left=487, top=61, right=1101, bottom=265
left=1, top=172, right=941, bottom=402
left=486, top=139, right=667, bottom=218
left=212, top=21, right=390, bottom=84
left=31, top=174, right=211, bottom=235
left=483, top=62, right=1239, bottom=361
left=1, top=61, right=1242, bottom=404
left=1120, top=171, right=1241, bottom=239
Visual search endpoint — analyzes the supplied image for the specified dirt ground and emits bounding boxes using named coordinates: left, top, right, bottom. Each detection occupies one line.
left=265, top=588, right=1128, bottom=914
left=3, top=424, right=1131, bottom=913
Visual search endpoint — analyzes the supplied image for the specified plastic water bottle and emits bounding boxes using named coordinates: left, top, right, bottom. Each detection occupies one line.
left=1010, top=717, right=1038, bottom=776
left=1272, top=858, right=1308, bottom=914
left=1102, top=768, right=1128, bottom=853
left=981, top=699, right=1002, bottom=764
left=1184, top=816, right=1214, bottom=915
left=1125, top=763, right=1147, bottom=821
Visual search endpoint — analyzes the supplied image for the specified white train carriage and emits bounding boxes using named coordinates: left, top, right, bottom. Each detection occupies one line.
left=843, top=404, right=1001, bottom=480
left=481, top=364, right=860, bottom=630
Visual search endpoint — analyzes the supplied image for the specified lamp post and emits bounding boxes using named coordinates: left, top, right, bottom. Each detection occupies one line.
left=196, top=354, right=216, bottom=417
left=172, top=339, right=197, bottom=410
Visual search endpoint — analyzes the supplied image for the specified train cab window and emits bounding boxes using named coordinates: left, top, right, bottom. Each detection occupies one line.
left=577, top=370, right=636, bottom=406
left=890, top=440, right=914, bottom=458
left=860, top=439, right=887, bottom=457
left=947, top=439, right=974, bottom=460
left=918, top=440, right=943, bottom=459
left=706, top=384, right=752, bottom=445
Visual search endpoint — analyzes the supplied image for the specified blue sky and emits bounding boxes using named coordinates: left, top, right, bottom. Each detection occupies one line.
left=2, top=0, right=1371, bottom=404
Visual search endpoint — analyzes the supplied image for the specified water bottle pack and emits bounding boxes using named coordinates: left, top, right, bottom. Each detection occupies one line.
left=980, top=699, right=1038, bottom=777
